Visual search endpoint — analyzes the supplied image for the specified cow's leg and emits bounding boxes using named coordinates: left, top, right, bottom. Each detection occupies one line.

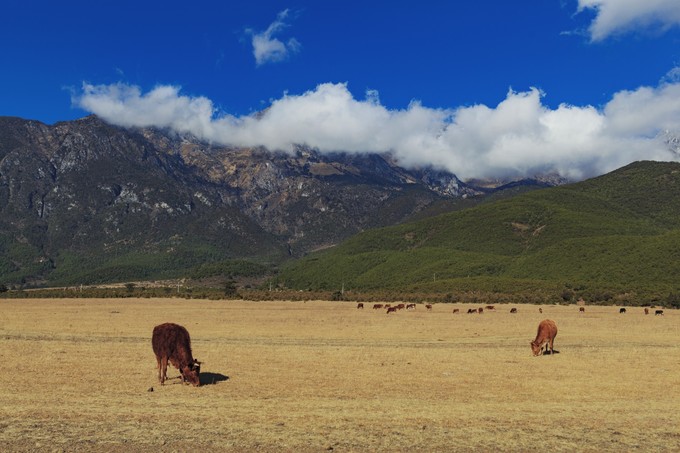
left=160, top=357, right=168, bottom=384
left=156, top=356, right=162, bottom=383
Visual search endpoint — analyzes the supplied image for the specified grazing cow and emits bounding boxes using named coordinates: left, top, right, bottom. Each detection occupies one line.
left=485, top=305, right=495, bottom=311
left=478, top=307, right=484, bottom=314
left=396, top=303, right=406, bottom=310
left=530, top=319, right=558, bottom=357
left=406, top=303, right=416, bottom=310
left=386, top=306, right=397, bottom=314
left=425, top=304, right=433, bottom=311
left=579, top=307, right=585, bottom=314
left=644, top=308, right=649, bottom=315
left=452, top=308, right=460, bottom=314
left=152, top=323, right=201, bottom=386
left=384, top=304, right=392, bottom=309
left=655, top=310, right=664, bottom=316
left=373, top=304, right=384, bottom=310
left=357, top=303, right=364, bottom=309
left=539, top=308, right=543, bottom=314
left=467, top=308, right=477, bottom=314
left=619, top=307, right=626, bottom=314
left=510, top=307, right=517, bottom=314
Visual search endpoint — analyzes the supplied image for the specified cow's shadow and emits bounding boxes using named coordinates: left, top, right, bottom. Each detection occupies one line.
left=542, top=349, right=560, bottom=355
left=200, top=372, right=230, bottom=386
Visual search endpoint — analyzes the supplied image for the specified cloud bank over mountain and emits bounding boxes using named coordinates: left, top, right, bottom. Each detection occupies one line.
left=74, top=79, right=680, bottom=181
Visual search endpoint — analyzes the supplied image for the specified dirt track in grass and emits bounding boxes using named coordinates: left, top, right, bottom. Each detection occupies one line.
left=1, top=298, right=678, bottom=452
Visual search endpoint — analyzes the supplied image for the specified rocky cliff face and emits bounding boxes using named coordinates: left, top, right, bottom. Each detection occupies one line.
left=0, top=115, right=493, bottom=284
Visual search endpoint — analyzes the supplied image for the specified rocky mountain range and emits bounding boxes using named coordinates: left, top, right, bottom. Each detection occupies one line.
left=0, top=115, right=557, bottom=285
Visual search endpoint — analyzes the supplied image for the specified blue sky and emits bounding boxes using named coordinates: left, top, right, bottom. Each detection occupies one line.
left=3, top=0, right=680, bottom=179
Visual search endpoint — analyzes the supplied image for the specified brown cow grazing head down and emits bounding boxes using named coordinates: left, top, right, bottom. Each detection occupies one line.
left=531, top=319, right=558, bottom=357
left=152, top=323, right=201, bottom=387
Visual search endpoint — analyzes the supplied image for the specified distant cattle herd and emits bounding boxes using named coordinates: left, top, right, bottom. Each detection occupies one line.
left=360, top=302, right=661, bottom=317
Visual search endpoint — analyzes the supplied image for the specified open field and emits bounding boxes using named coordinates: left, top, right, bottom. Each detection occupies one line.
left=0, top=298, right=679, bottom=452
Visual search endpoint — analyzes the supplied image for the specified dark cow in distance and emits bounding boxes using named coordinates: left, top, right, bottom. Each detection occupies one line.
left=655, top=310, right=664, bottom=316
left=152, top=323, right=201, bottom=386
left=619, top=307, right=626, bottom=314
left=531, top=319, right=558, bottom=357
left=510, top=307, right=517, bottom=314
left=357, top=303, right=364, bottom=309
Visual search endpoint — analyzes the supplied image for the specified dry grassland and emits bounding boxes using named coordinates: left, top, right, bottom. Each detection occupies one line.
left=0, top=298, right=679, bottom=452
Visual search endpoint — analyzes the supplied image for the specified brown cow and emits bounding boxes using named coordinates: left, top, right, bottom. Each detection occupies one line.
left=357, top=303, right=364, bottom=309
left=452, top=308, right=460, bottom=314
left=619, top=307, right=626, bottom=314
left=478, top=307, right=484, bottom=314
left=406, top=303, right=416, bottom=310
left=655, top=310, right=664, bottom=316
left=152, top=323, right=201, bottom=386
left=531, top=319, right=557, bottom=356
left=485, top=305, right=495, bottom=311
left=386, top=307, right=397, bottom=314
left=373, top=304, right=384, bottom=310
left=467, top=308, right=477, bottom=314
left=425, top=304, right=433, bottom=311
left=579, top=307, right=585, bottom=314
left=510, top=307, right=517, bottom=314
left=644, top=308, right=649, bottom=315
left=539, top=307, right=543, bottom=314
left=396, top=303, right=406, bottom=310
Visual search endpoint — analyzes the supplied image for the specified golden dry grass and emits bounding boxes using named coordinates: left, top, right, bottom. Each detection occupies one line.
left=0, top=298, right=679, bottom=452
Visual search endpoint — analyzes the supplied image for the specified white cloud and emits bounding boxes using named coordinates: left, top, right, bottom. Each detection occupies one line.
left=577, top=0, right=680, bottom=41
left=248, top=9, right=301, bottom=66
left=73, top=80, right=680, bottom=181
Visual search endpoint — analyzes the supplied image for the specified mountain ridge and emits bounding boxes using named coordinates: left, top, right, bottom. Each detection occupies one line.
left=279, top=160, right=680, bottom=303
left=0, top=115, right=553, bottom=286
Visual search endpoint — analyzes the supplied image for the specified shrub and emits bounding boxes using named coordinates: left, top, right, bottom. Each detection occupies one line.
left=666, top=292, right=680, bottom=309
